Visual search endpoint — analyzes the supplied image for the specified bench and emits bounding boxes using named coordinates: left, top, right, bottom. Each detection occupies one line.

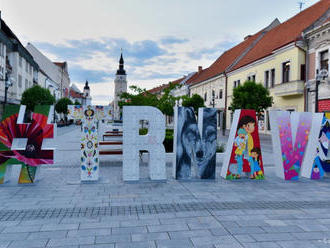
left=99, top=149, right=123, bottom=155
left=99, top=141, right=123, bottom=145
left=105, top=131, right=122, bottom=134
left=102, top=134, right=123, bottom=141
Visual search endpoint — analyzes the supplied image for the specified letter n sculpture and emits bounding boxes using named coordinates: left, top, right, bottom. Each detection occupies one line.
left=0, top=104, right=55, bottom=184
left=68, top=105, right=113, bottom=181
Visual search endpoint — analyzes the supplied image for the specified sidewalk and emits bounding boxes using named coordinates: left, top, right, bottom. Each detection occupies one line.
left=1, top=126, right=330, bottom=248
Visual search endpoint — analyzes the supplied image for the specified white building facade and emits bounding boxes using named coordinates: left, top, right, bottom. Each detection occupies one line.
left=304, top=16, right=330, bottom=112
left=26, top=43, right=70, bottom=100
left=0, top=15, right=39, bottom=118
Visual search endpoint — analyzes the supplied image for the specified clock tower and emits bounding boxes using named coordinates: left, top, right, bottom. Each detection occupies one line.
left=113, top=52, right=127, bottom=120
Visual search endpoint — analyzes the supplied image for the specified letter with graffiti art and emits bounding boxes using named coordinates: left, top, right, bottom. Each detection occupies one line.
left=221, top=109, right=264, bottom=180
left=0, top=105, right=55, bottom=184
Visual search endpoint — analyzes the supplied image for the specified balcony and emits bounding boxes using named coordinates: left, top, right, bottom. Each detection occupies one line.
left=273, top=80, right=304, bottom=97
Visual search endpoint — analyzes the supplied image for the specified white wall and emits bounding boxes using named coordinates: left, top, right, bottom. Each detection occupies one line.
left=190, top=75, right=226, bottom=110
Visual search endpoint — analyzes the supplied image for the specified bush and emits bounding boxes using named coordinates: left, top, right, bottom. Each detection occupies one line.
left=163, top=135, right=173, bottom=152
left=139, top=128, right=148, bottom=135
left=139, top=128, right=173, bottom=152
left=216, top=144, right=225, bottom=153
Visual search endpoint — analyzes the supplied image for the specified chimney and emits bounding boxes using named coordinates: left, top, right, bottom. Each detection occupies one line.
left=198, top=66, right=202, bottom=73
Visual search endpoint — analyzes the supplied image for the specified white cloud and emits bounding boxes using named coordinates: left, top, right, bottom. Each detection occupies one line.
left=0, top=0, right=320, bottom=105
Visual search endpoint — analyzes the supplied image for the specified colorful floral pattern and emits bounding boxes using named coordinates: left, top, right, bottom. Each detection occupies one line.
left=0, top=105, right=54, bottom=184
left=81, top=119, right=98, bottom=180
left=68, top=105, right=113, bottom=181
left=277, top=112, right=312, bottom=180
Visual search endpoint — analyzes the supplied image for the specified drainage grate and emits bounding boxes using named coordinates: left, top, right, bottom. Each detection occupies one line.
left=1, top=200, right=330, bottom=221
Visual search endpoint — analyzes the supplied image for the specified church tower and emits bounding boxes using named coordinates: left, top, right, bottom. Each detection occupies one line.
left=83, top=80, right=92, bottom=106
left=113, top=52, right=127, bottom=120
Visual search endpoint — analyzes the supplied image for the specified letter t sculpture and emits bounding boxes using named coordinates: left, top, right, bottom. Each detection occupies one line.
left=68, top=105, right=113, bottom=181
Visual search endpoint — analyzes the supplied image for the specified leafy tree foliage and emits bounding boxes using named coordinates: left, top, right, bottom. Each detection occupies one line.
left=229, top=81, right=273, bottom=114
left=74, top=100, right=81, bottom=105
left=55, top=97, right=73, bottom=116
left=157, top=82, right=178, bottom=116
left=118, top=85, right=159, bottom=108
left=21, top=85, right=55, bottom=111
left=181, top=94, right=205, bottom=114
left=119, top=84, right=205, bottom=116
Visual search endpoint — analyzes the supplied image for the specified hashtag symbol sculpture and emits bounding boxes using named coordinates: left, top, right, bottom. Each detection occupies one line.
left=68, top=105, right=113, bottom=181
left=0, top=105, right=55, bottom=184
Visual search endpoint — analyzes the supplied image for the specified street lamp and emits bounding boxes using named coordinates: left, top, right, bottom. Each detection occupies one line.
left=47, top=84, right=57, bottom=123
left=307, top=69, right=329, bottom=112
left=209, top=90, right=218, bottom=108
left=1, top=57, right=14, bottom=114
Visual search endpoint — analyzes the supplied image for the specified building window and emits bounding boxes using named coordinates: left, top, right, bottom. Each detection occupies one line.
left=300, top=64, right=306, bottom=81
left=18, top=75, right=22, bottom=87
left=19, top=56, right=22, bottom=67
left=247, top=76, right=251, bottom=81
left=234, top=80, right=241, bottom=88
left=320, top=50, right=328, bottom=71
left=264, top=71, right=269, bottom=89
left=25, top=61, right=28, bottom=73
left=271, top=69, right=275, bottom=88
left=219, top=89, right=223, bottom=99
left=252, top=75, right=256, bottom=82
left=0, top=43, right=3, bottom=57
left=204, top=92, right=207, bottom=101
left=282, top=61, right=290, bottom=83
left=25, top=79, right=28, bottom=89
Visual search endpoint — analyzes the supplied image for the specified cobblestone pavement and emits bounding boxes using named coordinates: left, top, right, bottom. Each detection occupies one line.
left=1, top=125, right=330, bottom=248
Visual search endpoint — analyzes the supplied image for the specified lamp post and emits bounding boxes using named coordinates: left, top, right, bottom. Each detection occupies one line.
left=1, top=57, right=13, bottom=115
left=47, top=83, right=57, bottom=123
left=209, top=90, right=217, bottom=108
left=309, top=69, right=328, bottom=113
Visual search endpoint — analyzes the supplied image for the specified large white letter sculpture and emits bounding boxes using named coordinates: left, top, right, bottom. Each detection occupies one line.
left=269, top=111, right=323, bottom=180
left=173, top=107, right=217, bottom=180
left=68, top=105, right=113, bottom=181
left=123, top=106, right=166, bottom=181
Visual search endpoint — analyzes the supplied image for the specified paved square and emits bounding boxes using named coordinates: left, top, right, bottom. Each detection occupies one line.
left=1, top=125, right=330, bottom=248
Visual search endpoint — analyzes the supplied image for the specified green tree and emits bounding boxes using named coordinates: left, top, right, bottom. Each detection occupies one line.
left=74, top=100, right=81, bottom=105
left=21, top=85, right=55, bottom=112
left=229, top=81, right=273, bottom=115
left=157, top=82, right=179, bottom=116
left=55, top=97, right=73, bottom=117
left=181, top=94, right=205, bottom=114
left=118, top=85, right=159, bottom=108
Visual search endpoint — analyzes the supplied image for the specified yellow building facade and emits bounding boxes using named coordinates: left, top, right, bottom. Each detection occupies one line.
left=226, top=43, right=306, bottom=132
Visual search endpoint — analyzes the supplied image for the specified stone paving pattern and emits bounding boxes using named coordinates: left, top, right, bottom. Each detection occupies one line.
left=1, top=125, right=330, bottom=247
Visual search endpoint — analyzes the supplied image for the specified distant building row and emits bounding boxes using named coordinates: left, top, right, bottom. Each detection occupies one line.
left=0, top=12, right=91, bottom=118
left=148, top=0, right=330, bottom=132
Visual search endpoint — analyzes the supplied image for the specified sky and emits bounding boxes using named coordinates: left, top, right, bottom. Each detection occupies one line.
left=0, top=0, right=320, bottom=105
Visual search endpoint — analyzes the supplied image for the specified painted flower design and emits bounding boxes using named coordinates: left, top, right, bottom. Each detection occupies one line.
left=0, top=113, right=53, bottom=166
left=87, top=141, right=93, bottom=149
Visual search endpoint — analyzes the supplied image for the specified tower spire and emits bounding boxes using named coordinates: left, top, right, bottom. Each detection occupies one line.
left=117, top=49, right=126, bottom=75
